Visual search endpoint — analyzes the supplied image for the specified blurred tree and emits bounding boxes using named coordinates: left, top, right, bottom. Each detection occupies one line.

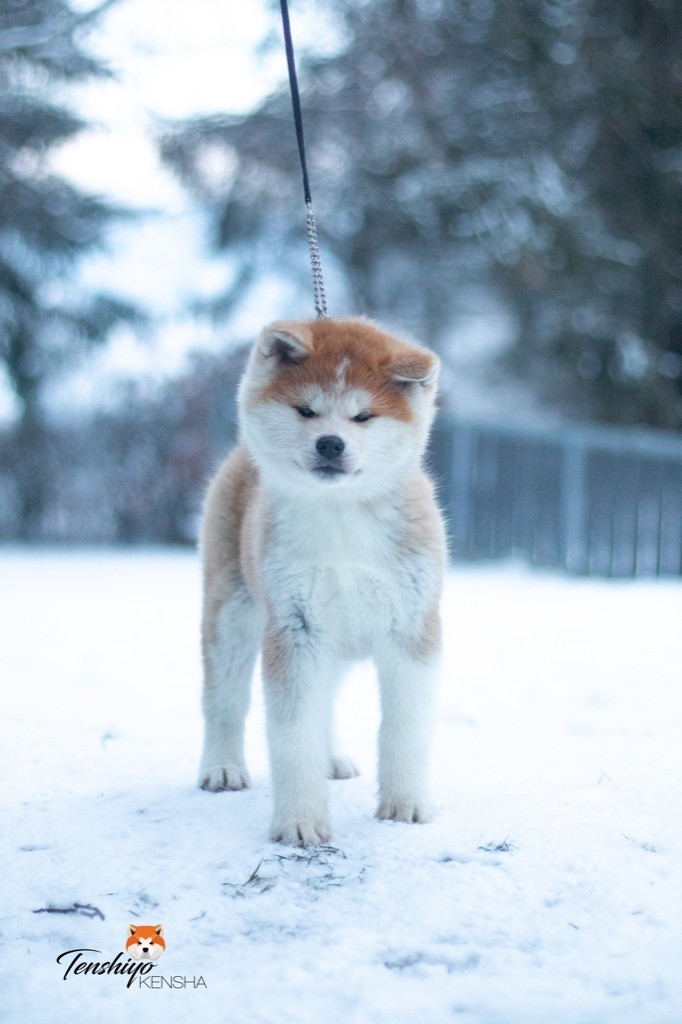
left=495, top=0, right=682, bottom=427
left=162, top=0, right=682, bottom=428
left=0, top=0, right=138, bottom=537
left=0, top=345, right=248, bottom=543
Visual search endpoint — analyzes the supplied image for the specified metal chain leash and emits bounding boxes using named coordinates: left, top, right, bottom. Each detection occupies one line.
left=305, top=200, right=327, bottom=319
left=279, top=0, right=329, bottom=319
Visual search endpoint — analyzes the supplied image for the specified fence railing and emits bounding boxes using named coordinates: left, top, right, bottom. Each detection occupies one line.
left=429, top=417, right=682, bottom=577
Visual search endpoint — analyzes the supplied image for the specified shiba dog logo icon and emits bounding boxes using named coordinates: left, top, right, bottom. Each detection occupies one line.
left=125, top=925, right=166, bottom=961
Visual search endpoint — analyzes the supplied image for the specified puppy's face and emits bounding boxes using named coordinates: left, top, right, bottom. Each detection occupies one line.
left=239, top=319, right=439, bottom=499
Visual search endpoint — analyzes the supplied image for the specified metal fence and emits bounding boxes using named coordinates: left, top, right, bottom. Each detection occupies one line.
left=430, top=418, right=682, bottom=577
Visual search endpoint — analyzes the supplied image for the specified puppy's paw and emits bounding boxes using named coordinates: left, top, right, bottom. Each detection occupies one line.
left=377, top=798, right=433, bottom=824
left=199, top=764, right=250, bottom=792
left=328, top=755, right=360, bottom=780
left=270, top=815, right=332, bottom=847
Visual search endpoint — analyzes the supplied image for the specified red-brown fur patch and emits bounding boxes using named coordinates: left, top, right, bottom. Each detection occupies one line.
left=259, top=319, right=436, bottom=423
left=200, top=446, right=260, bottom=648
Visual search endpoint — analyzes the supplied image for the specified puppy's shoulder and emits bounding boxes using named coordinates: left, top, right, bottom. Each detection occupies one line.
left=201, top=445, right=260, bottom=555
left=397, top=469, right=447, bottom=564
left=206, top=444, right=258, bottom=509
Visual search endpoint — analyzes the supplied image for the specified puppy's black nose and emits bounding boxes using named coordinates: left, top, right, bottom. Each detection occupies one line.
left=142, top=947, right=149, bottom=952
left=316, top=435, right=345, bottom=460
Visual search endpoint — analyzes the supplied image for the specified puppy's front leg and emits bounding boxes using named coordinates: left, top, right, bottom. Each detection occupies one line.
left=375, top=639, right=440, bottom=824
left=263, top=621, right=331, bottom=846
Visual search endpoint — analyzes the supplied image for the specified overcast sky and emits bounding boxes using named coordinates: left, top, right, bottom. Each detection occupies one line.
left=57, top=0, right=283, bottom=208
left=33, top=0, right=339, bottom=413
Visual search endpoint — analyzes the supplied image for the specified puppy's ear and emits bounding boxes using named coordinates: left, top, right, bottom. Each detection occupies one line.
left=391, top=347, right=439, bottom=387
left=259, top=322, right=313, bottom=364
left=154, top=925, right=164, bottom=937
left=129, top=925, right=137, bottom=937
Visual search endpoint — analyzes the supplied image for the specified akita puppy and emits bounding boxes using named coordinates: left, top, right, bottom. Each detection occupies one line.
left=199, top=318, right=446, bottom=845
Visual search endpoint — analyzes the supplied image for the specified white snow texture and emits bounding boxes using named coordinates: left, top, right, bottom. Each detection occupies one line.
left=1, top=549, right=680, bottom=1023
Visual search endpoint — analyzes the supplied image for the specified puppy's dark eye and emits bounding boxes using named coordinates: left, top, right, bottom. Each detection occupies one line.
left=295, top=406, right=317, bottom=418
left=352, top=411, right=375, bottom=423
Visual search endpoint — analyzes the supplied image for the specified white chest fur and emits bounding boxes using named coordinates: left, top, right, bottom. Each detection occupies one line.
left=261, top=490, right=429, bottom=660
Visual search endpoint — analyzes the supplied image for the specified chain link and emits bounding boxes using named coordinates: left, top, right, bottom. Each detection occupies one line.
left=305, top=201, right=328, bottom=319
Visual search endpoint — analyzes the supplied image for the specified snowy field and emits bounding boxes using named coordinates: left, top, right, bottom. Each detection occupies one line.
left=1, top=549, right=681, bottom=1024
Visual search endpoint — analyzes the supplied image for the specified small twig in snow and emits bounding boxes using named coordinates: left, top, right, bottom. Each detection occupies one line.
left=478, top=836, right=515, bottom=853
left=33, top=902, right=105, bottom=921
left=273, top=844, right=345, bottom=864
left=621, top=834, right=660, bottom=853
left=222, top=859, right=277, bottom=897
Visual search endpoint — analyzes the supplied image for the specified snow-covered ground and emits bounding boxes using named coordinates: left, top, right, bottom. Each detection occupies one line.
left=1, top=549, right=680, bottom=1023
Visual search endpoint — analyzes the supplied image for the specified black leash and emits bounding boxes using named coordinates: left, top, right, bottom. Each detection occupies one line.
left=279, top=0, right=328, bottom=319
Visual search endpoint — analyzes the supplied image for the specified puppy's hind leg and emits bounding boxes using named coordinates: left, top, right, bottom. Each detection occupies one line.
left=328, top=739, right=360, bottom=781
left=326, top=668, right=359, bottom=780
left=199, top=585, right=260, bottom=792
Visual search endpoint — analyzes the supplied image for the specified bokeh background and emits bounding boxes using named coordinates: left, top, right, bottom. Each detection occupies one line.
left=1, top=0, right=681, bottom=569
